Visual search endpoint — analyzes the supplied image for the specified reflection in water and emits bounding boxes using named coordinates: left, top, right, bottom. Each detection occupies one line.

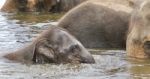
left=0, top=12, right=149, bottom=79
left=128, top=58, right=150, bottom=79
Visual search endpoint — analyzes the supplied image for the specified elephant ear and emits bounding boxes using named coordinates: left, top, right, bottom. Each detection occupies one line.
left=32, top=40, right=55, bottom=64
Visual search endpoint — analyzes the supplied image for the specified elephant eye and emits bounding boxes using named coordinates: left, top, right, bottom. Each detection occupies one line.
left=144, top=41, right=150, bottom=49
left=146, top=14, right=150, bottom=21
left=70, top=44, right=81, bottom=53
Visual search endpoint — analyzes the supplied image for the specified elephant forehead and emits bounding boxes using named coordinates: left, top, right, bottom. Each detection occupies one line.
left=50, top=29, right=78, bottom=44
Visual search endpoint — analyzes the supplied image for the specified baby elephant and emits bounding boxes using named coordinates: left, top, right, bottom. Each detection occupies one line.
left=4, top=26, right=95, bottom=64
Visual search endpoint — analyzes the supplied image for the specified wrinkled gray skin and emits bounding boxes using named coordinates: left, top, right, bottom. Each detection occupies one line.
left=4, top=26, right=95, bottom=64
left=58, top=1, right=131, bottom=49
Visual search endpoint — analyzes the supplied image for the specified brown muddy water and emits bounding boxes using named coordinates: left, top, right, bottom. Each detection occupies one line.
left=0, top=12, right=149, bottom=79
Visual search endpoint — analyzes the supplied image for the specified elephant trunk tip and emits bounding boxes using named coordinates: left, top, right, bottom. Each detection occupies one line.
left=81, top=55, right=95, bottom=64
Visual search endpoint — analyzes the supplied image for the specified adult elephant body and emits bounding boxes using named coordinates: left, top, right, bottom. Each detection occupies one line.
left=4, top=26, right=95, bottom=64
left=58, top=0, right=132, bottom=48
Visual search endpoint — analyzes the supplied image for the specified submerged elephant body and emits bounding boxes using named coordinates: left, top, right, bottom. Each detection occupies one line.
left=1, top=0, right=86, bottom=12
left=58, top=0, right=131, bottom=48
left=4, top=26, right=95, bottom=64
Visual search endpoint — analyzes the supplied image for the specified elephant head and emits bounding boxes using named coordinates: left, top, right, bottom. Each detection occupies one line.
left=4, top=26, right=95, bottom=64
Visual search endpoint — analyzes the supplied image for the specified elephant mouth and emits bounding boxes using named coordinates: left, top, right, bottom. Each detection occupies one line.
left=144, top=41, right=150, bottom=57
